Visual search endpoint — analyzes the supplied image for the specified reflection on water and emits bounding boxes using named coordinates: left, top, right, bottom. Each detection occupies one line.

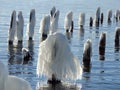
left=8, top=40, right=34, bottom=65
left=79, top=28, right=84, bottom=40
left=65, top=31, right=73, bottom=41
left=8, top=42, right=23, bottom=65
left=100, top=61, right=105, bottom=73
left=23, top=40, right=34, bottom=64
left=36, top=81, right=82, bottom=90
left=114, top=51, right=120, bottom=61
left=8, top=40, right=34, bottom=76
left=27, top=40, right=34, bottom=56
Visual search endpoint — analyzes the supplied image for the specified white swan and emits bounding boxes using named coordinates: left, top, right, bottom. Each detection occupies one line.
left=82, top=39, right=92, bottom=72
left=0, top=61, right=32, bottom=90
left=37, top=32, right=82, bottom=81
left=26, top=9, right=36, bottom=40
left=16, top=11, right=24, bottom=43
left=64, top=11, right=73, bottom=32
left=8, top=10, right=17, bottom=44
left=78, top=12, right=85, bottom=28
left=49, top=10, right=60, bottom=34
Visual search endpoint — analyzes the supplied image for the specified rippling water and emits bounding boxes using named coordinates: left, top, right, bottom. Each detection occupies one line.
left=0, top=0, right=120, bottom=90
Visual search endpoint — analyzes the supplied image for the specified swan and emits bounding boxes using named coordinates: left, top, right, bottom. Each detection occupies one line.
left=39, top=15, right=50, bottom=41
left=26, top=9, right=36, bottom=40
left=8, top=10, right=17, bottom=45
left=114, top=27, right=120, bottom=50
left=82, top=39, right=92, bottom=72
left=64, top=11, right=73, bottom=32
left=107, top=10, right=112, bottom=23
left=37, top=32, right=82, bottom=84
left=99, top=32, right=106, bottom=60
left=0, top=61, right=32, bottom=90
left=78, top=12, right=85, bottom=29
left=16, top=11, right=24, bottom=43
left=49, top=10, right=60, bottom=34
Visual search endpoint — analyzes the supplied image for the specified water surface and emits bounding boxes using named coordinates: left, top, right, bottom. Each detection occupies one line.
left=0, top=0, right=120, bottom=90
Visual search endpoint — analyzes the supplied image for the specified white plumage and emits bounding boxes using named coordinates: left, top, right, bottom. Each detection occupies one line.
left=0, top=61, right=32, bottom=90
left=78, top=12, right=85, bottom=27
left=37, top=32, right=82, bottom=80
left=16, top=11, right=24, bottom=41
left=50, top=10, right=60, bottom=34
left=26, top=9, right=36, bottom=39
left=39, top=15, right=50, bottom=35
left=64, top=11, right=73, bottom=31
left=8, top=10, right=17, bottom=42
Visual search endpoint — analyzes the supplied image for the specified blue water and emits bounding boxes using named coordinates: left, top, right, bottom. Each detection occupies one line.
left=0, top=0, right=120, bottom=90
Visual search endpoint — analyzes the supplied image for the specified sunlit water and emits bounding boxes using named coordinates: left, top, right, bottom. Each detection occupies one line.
left=0, top=0, right=120, bottom=90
